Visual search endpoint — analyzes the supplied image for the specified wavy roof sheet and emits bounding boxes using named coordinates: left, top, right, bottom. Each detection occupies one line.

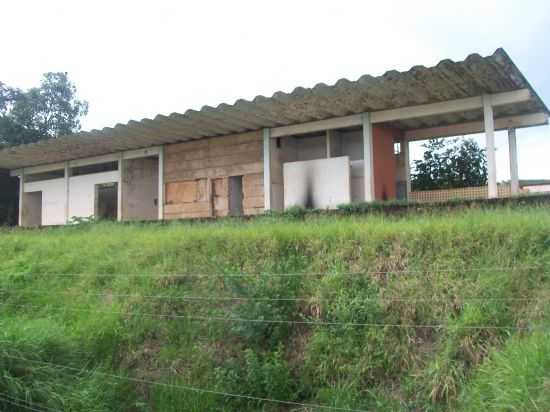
left=1, top=48, right=547, bottom=169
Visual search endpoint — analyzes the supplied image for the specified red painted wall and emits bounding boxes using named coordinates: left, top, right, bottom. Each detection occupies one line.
left=373, top=126, right=399, bottom=200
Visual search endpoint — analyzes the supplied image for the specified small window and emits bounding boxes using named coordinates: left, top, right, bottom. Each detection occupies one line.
left=394, top=142, right=402, bottom=155
left=24, top=169, right=65, bottom=183
left=72, top=161, right=118, bottom=177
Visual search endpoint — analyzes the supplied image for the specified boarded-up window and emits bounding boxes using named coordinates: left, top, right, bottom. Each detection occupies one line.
left=166, top=179, right=209, bottom=205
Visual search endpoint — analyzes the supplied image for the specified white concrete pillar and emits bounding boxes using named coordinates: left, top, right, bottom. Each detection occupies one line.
left=362, top=113, right=375, bottom=202
left=64, top=162, right=70, bottom=223
left=263, top=128, right=272, bottom=210
left=325, top=130, right=331, bottom=158
left=483, top=95, right=498, bottom=199
left=18, top=168, right=24, bottom=226
left=117, top=154, right=123, bottom=221
left=508, top=128, right=519, bottom=195
left=403, top=138, right=411, bottom=195
left=158, top=146, right=165, bottom=220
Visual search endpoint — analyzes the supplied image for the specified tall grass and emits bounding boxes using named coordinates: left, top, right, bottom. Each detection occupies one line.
left=0, top=207, right=549, bottom=410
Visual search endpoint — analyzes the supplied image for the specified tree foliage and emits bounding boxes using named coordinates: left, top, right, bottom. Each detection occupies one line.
left=411, top=138, right=488, bottom=190
left=0, top=72, right=88, bottom=147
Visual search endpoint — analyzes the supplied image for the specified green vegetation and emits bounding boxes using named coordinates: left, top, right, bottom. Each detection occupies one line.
left=411, top=137, right=488, bottom=190
left=1, top=207, right=550, bottom=411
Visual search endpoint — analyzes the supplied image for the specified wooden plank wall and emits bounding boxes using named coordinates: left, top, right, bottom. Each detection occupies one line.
left=164, top=131, right=264, bottom=219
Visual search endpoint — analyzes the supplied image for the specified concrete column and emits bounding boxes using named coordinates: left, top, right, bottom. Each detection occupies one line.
left=64, top=162, right=70, bottom=223
left=117, top=154, right=123, bottom=221
left=483, top=95, right=498, bottom=199
left=362, top=113, right=375, bottom=202
left=508, top=128, right=519, bottom=195
left=158, top=146, right=165, bottom=220
left=403, top=138, right=411, bottom=195
left=325, top=130, right=331, bottom=158
left=263, top=128, right=272, bottom=210
left=18, top=169, right=24, bottom=226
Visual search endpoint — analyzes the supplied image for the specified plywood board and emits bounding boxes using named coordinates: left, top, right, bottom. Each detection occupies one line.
left=165, top=181, right=197, bottom=204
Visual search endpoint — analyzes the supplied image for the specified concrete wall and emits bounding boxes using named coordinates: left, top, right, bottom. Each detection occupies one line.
left=276, top=126, right=399, bottom=204
left=23, top=178, right=66, bottom=226
left=283, top=156, right=351, bottom=209
left=69, top=171, right=119, bottom=219
left=164, top=131, right=263, bottom=219
left=21, top=170, right=118, bottom=226
left=22, top=192, right=42, bottom=226
left=122, top=157, right=159, bottom=221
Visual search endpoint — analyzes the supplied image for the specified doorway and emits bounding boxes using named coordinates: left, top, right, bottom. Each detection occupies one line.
left=22, top=191, right=42, bottom=226
left=228, top=176, right=243, bottom=216
left=95, top=183, right=118, bottom=220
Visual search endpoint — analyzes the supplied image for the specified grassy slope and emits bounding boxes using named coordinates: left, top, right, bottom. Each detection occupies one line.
left=0, top=208, right=549, bottom=411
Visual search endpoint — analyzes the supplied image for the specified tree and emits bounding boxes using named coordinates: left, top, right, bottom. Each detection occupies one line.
left=0, top=72, right=88, bottom=147
left=411, top=137, right=488, bottom=190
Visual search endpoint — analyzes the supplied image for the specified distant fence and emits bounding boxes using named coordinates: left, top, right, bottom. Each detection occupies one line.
left=409, top=185, right=512, bottom=203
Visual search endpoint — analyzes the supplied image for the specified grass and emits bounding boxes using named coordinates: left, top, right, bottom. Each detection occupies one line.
left=0, top=206, right=549, bottom=411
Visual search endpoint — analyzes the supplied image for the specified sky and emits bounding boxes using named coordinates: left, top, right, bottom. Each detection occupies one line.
left=3, top=0, right=550, bottom=180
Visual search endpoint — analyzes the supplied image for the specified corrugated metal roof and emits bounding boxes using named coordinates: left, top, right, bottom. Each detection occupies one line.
left=1, top=48, right=548, bottom=170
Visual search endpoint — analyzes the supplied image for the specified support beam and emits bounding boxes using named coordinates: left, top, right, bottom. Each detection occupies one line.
left=508, top=128, right=519, bottom=195
left=263, top=128, right=272, bottom=210
left=371, top=89, right=530, bottom=124
left=158, top=146, right=165, bottom=220
left=270, top=89, right=531, bottom=138
left=325, top=130, right=331, bottom=158
left=362, top=113, right=375, bottom=202
left=404, top=112, right=549, bottom=141
left=271, top=114, right=361, bottom=138
left=10, top=146, right=163, bottom=177
left=484, top=96, right=498, bottom=199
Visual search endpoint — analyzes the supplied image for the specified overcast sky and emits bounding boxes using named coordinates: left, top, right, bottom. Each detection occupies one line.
left=3, top=0, right=549, bottom=180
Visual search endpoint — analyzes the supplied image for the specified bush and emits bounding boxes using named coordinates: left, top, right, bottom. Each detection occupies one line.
left=215, top=345, right=298, bottom=410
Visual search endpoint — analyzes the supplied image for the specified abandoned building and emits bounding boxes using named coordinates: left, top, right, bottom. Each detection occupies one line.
left=0, top=48, right=548, bottom=226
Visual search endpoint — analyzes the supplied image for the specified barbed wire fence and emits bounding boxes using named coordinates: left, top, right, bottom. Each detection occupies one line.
left=0, top=266, right=548, bottom=411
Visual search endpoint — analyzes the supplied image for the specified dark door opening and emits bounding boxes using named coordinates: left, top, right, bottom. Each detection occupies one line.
left=228, top=176, right=243, bottom=216
left=95, top=183, right=118, bottom=220
left=0, top=171, right=19, bottom=226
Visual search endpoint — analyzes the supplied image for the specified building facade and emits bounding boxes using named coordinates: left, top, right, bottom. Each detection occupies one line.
left=0, top=49, right=548, bottom=226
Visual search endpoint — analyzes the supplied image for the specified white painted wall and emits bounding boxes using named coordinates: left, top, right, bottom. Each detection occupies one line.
left=69, top=171, right=119, bottom=220
left=21, top=192, right=42, bottom=226
left=523, top=184, right=550, bottom=193
left=24, top=178, right=66, bottom=225
left=283, top=156, right=351, bottom=209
